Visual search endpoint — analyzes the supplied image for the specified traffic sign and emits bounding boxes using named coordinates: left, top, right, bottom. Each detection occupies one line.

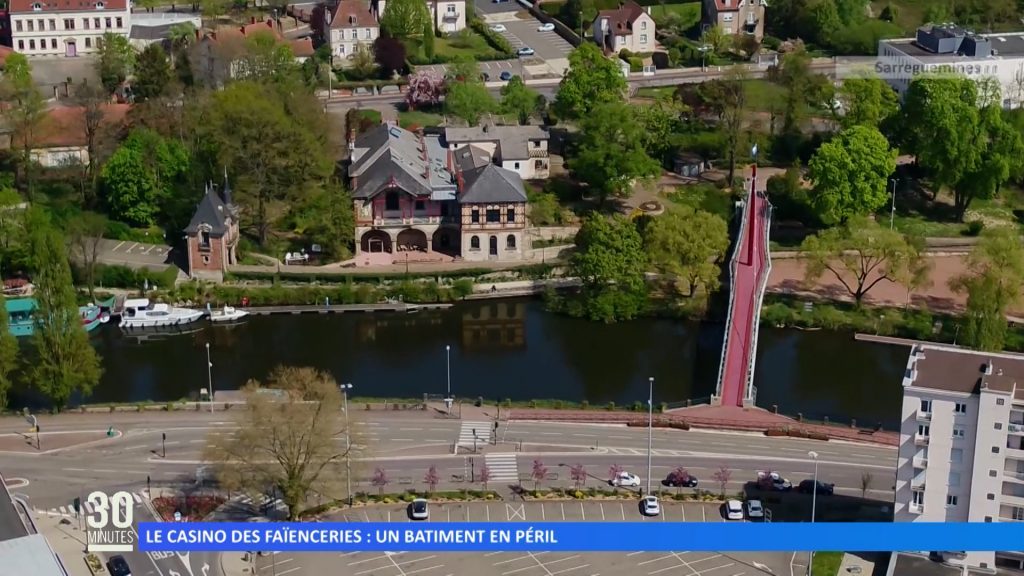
left=174, top=511, right=182, bottom=522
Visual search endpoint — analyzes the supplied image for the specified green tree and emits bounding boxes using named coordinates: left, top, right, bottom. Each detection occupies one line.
left=837, top=76, right=898, bottom=128
left=235, top=31, right=299, bottom=85
left=644, top=206, right=729, bottom=297
left=26, top=214, right=102, bottom=409
left=573, top=102, right=661, bottom=207
left=699, top=67, right=747, bottom=185
left=554, top=43, right=626, bottom=119
left=133, top=44, right=172, bottom=101
left=568, top=214, right=648, bottom=322
left=500, top=76, right=543, bottom=125
left=380, top=0, right=429, bottom=39
left=1, top=54, right=46, bottom=196
left=97, top=32, right=136, bottom=93
left=800, top=216, right=930, bottom=305
left=807, top=125, right=897, bottom=224
left=68, top=212, right=110, bottom=299
left=423, top=19, right=435, bottom=60
left=285, top=183, right=355, bottom=260
left=950, top=228, right=1024, bottom=351
left=350, top=43, right=378, bottom=79
left=774, top=47, right=832, bottom=149
left=101, top=129, right=190, bottom=226
left=0, top=291, right=18, bottom=409
left=635, top=99, right=683, bottom=166
left=2, top=53, right=34, bottom=94
left=444, top=62, right=496, bottom=126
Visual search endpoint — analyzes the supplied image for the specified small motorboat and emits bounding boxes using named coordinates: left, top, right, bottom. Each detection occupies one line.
left=208, top=305, right=249, bottom=324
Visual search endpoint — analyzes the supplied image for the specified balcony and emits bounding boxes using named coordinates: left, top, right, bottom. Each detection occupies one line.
left=372, top=215, right=447, bottom=226
left=1009, top=423, right=1024, bottom=434
left=442, top=11, right=460, bottom=20
left=913, top=456, right=929, bottom=468
left=1000, top=493, right=1024, bottom=508
left=1004, top=471, right=1024, bottom=483
left=915, top=434, right=930, bottom=446
left=917, top=411, right=932, bottom=422
left=528, top=148, right=549, bottom=158
left=908, top=503, right=925, bottom=515
left=911, top=478, right=926, bottom=490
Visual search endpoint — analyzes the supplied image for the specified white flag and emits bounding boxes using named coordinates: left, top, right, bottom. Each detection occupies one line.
left=751, top=143, right=758, bottom=158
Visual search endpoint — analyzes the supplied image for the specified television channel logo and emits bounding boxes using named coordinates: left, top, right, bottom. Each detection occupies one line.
left=85, top=491, right=137, bottom=552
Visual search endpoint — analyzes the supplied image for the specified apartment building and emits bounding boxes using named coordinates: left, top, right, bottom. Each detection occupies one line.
left=319, top=0, right=378, bottom=61
left=701, top=0, right=766, bottom=40
left=7, top=0, right=130, bottom=57
left=895, top=343, right=1024, bottom=572
left=591, top=0, right=656, bottom=55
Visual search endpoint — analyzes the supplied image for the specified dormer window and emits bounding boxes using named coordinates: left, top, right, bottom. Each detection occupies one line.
left=31, top=3, right=43, bottom=10
left=200, top=230, right=211, bottom=248
left=95, top=2, right=104, bottom=9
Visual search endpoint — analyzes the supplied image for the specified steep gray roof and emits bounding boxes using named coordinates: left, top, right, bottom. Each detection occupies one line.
left=454, top=144, right=493, bottom=173
left=350, top=124, right=453, bottom=199
left=184, top=185, right=235, bottom=236
left=458, top=164, right=527, bottom=204
left=444, top=124, right=549, bottom=161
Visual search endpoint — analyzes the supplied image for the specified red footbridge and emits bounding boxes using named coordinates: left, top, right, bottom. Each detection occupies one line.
left=713, top=164, right=773, bottom=408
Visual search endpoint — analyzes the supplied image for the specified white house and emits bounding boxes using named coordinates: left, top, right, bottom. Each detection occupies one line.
left=8, top=0, right=131, bottom=57
left=591, top=0, right=655, bottom=55
left=444, top=123, right=551, bottom=180
left=374, top=0, right=466, bottom=33
left=322, top=0, right=379, bottom=61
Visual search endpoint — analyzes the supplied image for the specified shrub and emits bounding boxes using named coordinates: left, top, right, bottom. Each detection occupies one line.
left=553, top=400, right=563, bottom=409
left=606, top=401, right=616, bottom=411
left=965, top=220, right=985, bottom=236
left=580, top=400, right=589, bottom=410
left=631, top=400, right=643, bottom=412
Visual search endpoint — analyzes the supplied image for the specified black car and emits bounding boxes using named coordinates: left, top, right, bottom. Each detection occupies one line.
left=662, top=473, right=698, bottom=488
left=797, top=479, right=835, bottom=495
left=107, top=555, right=132, bottom=576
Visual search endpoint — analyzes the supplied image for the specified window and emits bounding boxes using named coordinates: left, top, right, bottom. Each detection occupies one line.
left=951, top=448, right=963, bottom=463
left=364, top=28, right=371, bottom=39
left=414, top=200, right=425, bottom=211
left=640, top=34, right=647, bottom=43
left=918, top=424, right=930, bottom=437
left=15, top=21, right=22, bottom=32
left=1013, top=507, right=1024, bottom=521
left=506, top=234, right=516, bottom=249
left=27, top=20, right=34, bottom=31
left=948, top=472, right=960, bottom=487
left=996, top=422, right=1004, bottom=430
left=990, top=470, right=998, bottom=477
left=723, top=13, right=734, bottom=21
left=339, top=44, right=345, bottom=55
left=17, top=40, right=23, bottom=50
left=911, top=491, right=924, bottom=505
left=535, top=159, right=544, bottom=170
left=470, top=235, right=480, bottom=250
left=96, top=0, right=104, bottom=7
left=28, top=39, right=35, bottom=50
left=200, top=231, right=211, bottom=248
left=48, top=18, right=55, bottom=29
left=997, top=398, right=1006, bottom=405
left=946, top=495, right=958, bottom=507
left=955, top=402, right=967, bottom=414
left=85, top=37, right=91, bottom=47
left=993, top=446, right=1001, bottom=454
left=641, top=20, right=647, bottom=29
left=953, top=426, right=965, bottom=439
left=920, top=399, right=932, bottom=412
left=64, top=18, right=74, bottom=29
left=84, top=17, right=90, bottom=28
left=94, top=18, right=101, bottom=28
left=506, top=208, right=515, bottom=223
left=50, top=38, right=56, bottom=49
left=350, top=30, right=357, bottom=39
left=31, top=2, right=42, bottom=9
left=471, top=208, right=480, bottom=223
left=384, top=192, right=400, bottom=211
left=105, top=17, right=112, bottom=28
left=116, top=16, right=122, bottom=27
left=985, top=516, right=993, bottom=522
left=447, top=3, right=455, bottom=12
left=514, top=162, right=520, bottom=170
left=486, top=209, right=500, bottom=223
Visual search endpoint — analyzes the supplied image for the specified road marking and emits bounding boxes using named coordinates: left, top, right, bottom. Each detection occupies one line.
left=560, top=502, right=565, bottom=520
left=404, top=565, right=445, bottom=575
left=702, top=506, right=706, bottom=522
left=63, top=468, right=88, bottom=472
left=392, top=439, right=415, bottom=442
left=620, top=503, right=625, bottom=521
left=599, top=504, right=605, bottom=521
left=626, top=552, right=645, bottom=557
left=639, top=555, right=674, bottom=566
left=113, top=241, right=125, bottom=251
left=494, top=555, right=531, bottom=565
left=275, top=568, right=301, bottom=576
left=680, top=506, right=685, bottom=521
left=541, top=503, right=545, bottom=521
left=507, top=503, right=525, bottom=521
left=487, top=506, right=490, bottom=522
left=348, top=555, right=388, bottom=566
left=528, top=552, right=554, bottom=576
left=399, top=428, right=424, bottom=431
left=580, top=502, right=585, bottom=521
left=503, top=565, right=543, bottom=575
left=485, top=552, right=505, bottom=557
left=550, top=565, right=590, bottom=575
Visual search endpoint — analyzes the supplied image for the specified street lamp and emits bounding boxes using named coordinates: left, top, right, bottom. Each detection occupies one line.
left=445, top=345, right=452, bottom=408
left=889, top=179, right=897, bottom=230
left=698, top=44, right=712, bottom=72
left=808, top=450, right=819, bottom=576
left=341, top=383, right=353, bottom=506
left=205, top=343, right=213, bottom=414
left=646, top=377, right=654, bottom=496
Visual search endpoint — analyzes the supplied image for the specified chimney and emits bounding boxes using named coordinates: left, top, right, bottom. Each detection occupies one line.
left=349, top=128, right=356, bottom=143
left=984, top=362, right=994, bottom=375
left=446, top=148, right=454, bottom=175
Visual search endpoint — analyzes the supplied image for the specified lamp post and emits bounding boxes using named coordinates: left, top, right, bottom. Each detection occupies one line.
left=205, top=343, right=213, bottom=414
left=646, top=377, right=654, bottom=496
left=445, top=344, right=452, bottom=400
left=889, top=179, right=897, bottom=230
left=808, top=450, right=819, bottom=576
left=341, top=383, right=353, bottom=506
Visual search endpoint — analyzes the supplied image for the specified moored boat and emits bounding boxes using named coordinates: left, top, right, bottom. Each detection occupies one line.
left=120, top=298, right=205, bottom=329
left=207, top=305, right=249, bottom=324
left=5, top=298, right=36, bottom=337
left=79, top=304, right=110, bottom=332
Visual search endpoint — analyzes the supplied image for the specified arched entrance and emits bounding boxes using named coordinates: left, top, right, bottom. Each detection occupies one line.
left=360, top=230, right=392, bottom=253
left=489, top=235, right=498, bottom=256
left=396, top=228, right=427, bottom=252
left=431, top=227, right=459, bottom=256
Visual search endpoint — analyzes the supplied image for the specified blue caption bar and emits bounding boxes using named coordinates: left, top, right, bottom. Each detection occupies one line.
left=139, top=522, right=1024, bottom=552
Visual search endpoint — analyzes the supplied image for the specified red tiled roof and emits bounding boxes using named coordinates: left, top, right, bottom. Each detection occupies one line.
left=206, top=19, right=282, bottom=42
left=329, top=0, right=376, bottom=29
left=290, top=37, right=314, bottom=57
left=28, top=104, right=129, bottom=149
left=713, top=0, right=741, bottom=11
left=595, top=0, right=645, bottom=32
left=8, top=0, right=126, bottom=14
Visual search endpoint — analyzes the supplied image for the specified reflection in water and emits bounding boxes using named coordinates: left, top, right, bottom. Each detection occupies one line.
left=65, top=299, right=906, bottom=427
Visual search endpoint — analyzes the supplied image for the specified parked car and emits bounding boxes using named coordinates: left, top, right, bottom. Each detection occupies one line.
left=640, top=496, right=660, bottom=517
left=798, top=479, right=835, bottom=495
left=499, top=71, right=513, bottom=81
left=517, top=46, right=536, bottom=56
left=757, top=471, right=792, bottom=491
left=408, top=498, right=429, bottom=520
left=538, top=23, right=556, bottom=31
left=746, top=499, right=764, bottom=519
left=490, top=24, right=507, bottom=32
left=107, top=556, right=132, bottom=576
left=662, top=471, right=698, bottom=488
left=724, top=499, right=744, bottom=520
left=611, top=471, right=641, bottom=487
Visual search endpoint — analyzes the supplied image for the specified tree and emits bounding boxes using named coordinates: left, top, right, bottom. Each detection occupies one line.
left=380, top=0, right=429, bottom=39
left=478, top=464, right=492, bottom=490
left=531, top=459, right=548, bottom=490
left=800, top=216, right=930, bottom=306
left=644, top=206, right=729, bottom=297
left=949, top=228, right=1024, bottom=351
left=423, top=19, right=435, bottom=60
left=97, top=32, right=136, bottom=93
left=26, top=213, right=102, bottom=409
left=350, top=43, right=378, bottom=79
left=133, top=44, right=172, bottom=102
left=635, top=99, right=683, bottom=165
left=700, top=67, right=747, bottom=185
left=285, top=183, right=355, bottom=261
left=837, top=76, right=898, bottom=129
left=0, top=292, right=18, bottom=409
left=500, top=76, right=543, bottom=125
left=569, top=463, right=587, bottom=490
left=712, top=466, right=731, bottom=498
left=206, top=367, right=351, bottom=520
left=444, top=61, right=496, bottom=126
left=554, top=43, right=626, bottom=119
left=371, top=467, right=390, bottom=496
left=1, top=54, right=46, bottom=196
left=73, top=83, right=112, bottom=206
left=374, top=34, right=407, bottom=77
left=807, top=125, right=897, bottom=224
left=68, top=212, right=109, bottom=299
left=569, top=214, right=648, bottom=322
left=234, top=31, right=299, bottom=85
left=573, top=102, right=661, bottom=206
left=424, top=465, right=440, bottom=493
left=860, top=471, right=873, bottom=498
left=406, top=70, right=444, bottom=109
left=101, top=128, right=190, bottom=226
left=608, top=464, right=624, bottom=485
left=669, top=467, right=689, bottom=495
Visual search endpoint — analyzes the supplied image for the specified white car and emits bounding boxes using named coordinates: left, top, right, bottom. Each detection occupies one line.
left=725, top=499, right=744, bottom=520
left=538, top=23, right=556, bottom=32
left=409, top=498, right=429, bottom=520
left=611, top=471, right=641, bottom=487
left=490, top=24, right=507, bottom=32
left=517, top=46, right=536, bottom=57
left=746, top=499, right=764, bottom=519
left=640, top=496, right=660, bottom=517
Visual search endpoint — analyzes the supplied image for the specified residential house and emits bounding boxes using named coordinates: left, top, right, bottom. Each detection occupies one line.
left=591, top=0, right=656, bottom=55
left=317, top=0, right=378, bottom=62
left=128, top=12, right=201, bottom=50
left=443, top=123, right=550, bottom=180
left=183, top=178, right=240, bottom=282
left=6, top=0, right=131, bottom=57
left=348, top=123, right=529, bottom=263
left=701, top=0, right=766, bottom=40
left=372, top=0, right=467, bottom=33
left=9, top=103, right=129, bottom=168
left=194, top=19, right=315, bottom=88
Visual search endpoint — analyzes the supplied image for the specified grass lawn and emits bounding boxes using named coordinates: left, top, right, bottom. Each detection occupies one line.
left=666, top=183, right=734, bottom=220
left=399, top=110, right=444, bottom=129
left=810, top=552, right=843, bottom=576
left=436, top=31, right=502, bottom=59
left=743, top=79, right=788, bottom=113
left=886, top=184, right=1024, bottom=238
left=649, top=2, right=700, bottom=27
left=635, top=86, right=677, bottom=99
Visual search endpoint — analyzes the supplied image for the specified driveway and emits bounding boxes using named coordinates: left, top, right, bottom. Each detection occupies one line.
left=92, top=238, right=177, bottom=270
left=482, top=12, right=575, bottom=76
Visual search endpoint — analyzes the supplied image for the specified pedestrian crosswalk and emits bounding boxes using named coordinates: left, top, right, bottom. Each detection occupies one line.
left=603, top=447, right=690, bottom=457
left=35, top=492, right=144, bottom=518
left=485, top=452, right=520, bottom=484
left=457, top=421, right=492, bottom=448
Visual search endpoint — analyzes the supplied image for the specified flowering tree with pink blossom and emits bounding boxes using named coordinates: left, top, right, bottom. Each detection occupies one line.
left=406, top=70, right=443, bottom=110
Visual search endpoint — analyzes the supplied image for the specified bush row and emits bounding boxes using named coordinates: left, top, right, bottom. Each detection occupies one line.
left=73, top=263, right=179, bottom=291
left=167, top=278, right=476, bottom=306
left=470, top=18, right=516, bottom=57
left=225, top=263, right=555, bottom=284
left=764, top=427, right=830, bottom=441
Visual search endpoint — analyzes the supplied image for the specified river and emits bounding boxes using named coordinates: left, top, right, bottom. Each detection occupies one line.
left=69, top=298, right=909, bottom=429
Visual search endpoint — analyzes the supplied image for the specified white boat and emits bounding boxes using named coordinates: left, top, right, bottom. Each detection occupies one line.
left=208, top=305, right=249, bottom=324
left=119, top=298, right=205, bottom=329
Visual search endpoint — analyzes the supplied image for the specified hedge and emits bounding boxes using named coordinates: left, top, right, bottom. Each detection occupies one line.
left=225, top=263, right=555, bottom=284
left=73, top=263, right=179, bottom=291
left=764, top=427, right=830, bottom=441
left=470, top=18, right=515, bottom=57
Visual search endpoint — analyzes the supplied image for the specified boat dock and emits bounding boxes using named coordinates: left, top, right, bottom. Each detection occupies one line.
left=241, top=302, right=453, bottom=315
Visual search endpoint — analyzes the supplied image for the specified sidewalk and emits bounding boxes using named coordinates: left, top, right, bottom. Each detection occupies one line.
left=0, top=429, right=118, bottom=453
left=34, top=513, right=92, bottom=576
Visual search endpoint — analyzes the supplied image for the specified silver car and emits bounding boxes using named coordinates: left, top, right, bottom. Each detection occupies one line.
left=409, top=498, right=429, bottom=520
